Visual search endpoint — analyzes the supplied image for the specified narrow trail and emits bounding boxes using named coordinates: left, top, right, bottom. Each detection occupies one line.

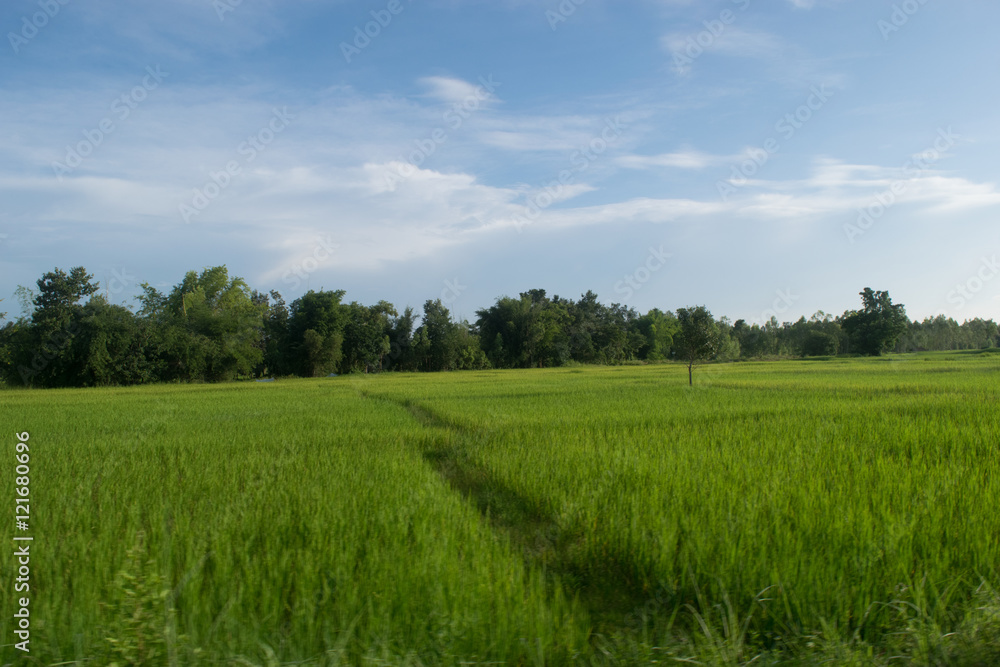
left=358, top=389, right=669, bottom=637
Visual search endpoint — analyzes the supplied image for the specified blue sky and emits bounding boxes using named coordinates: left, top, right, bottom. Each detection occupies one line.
left=2, top=0, right=999, bottom=325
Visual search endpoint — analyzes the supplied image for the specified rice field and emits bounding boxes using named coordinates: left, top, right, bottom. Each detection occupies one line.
left=2, top=352, right=1000, bottom=665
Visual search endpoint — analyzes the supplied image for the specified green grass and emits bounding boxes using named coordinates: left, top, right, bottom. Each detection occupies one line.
left=2, top=352, right=999, bottom=665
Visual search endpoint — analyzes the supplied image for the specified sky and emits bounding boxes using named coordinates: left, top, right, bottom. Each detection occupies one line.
left=2, top=0, right=999, bottom=326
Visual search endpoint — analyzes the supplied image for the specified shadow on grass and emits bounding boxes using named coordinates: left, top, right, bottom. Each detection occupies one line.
left=399, top=399, right=676, bottom=635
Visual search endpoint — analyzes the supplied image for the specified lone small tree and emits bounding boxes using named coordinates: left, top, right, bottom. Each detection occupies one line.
left=841, top=288, right=908, bottom=356
left=674, top=306, right=720, bottom=386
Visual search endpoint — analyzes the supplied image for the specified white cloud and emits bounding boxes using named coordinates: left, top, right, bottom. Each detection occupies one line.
left=725, top=159, right=1000, bottom=220
left=4, top=57, right=998, bottom=299
left=503, top=158, right=1000, bottom=232
left=618, top=149, right=735, bottom=170
left=476, top=114, right=617, bottom=152
left=418, top=76, right=489, bottom=105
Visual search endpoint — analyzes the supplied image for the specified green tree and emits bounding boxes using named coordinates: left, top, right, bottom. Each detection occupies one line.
left=341, top=301, right=397, bottom=373
left=454, top=322, right=490, bottom=370
left=386, top=306, right=417, bottom=371
left=0, top=321, right=29, bottom=386
left=566, top=291, right=601, bottom=363
left=476, top=291, right=568, bottom=368
left=841, top=288, right=908, bottom=356
left=410, top=326, right=432, bottom=371
left=32, top=266, right=100, bottom=326
left=476, top=295, right=524, bottom=368
left=673, top=306, right=721, bottom=386
left=71, top=297, right=153, bottom=386
left=519, top=290, right=570, bottom=367
left=170, top=267, right=266, bottom=380
left=287, top=290, right=347, bottom=376
left=135, top=267, right=266, bottom=381
left=732, top=319, right=769, bottom=359
left=713, top=316, right=742, bottom=362
left=9, top=267, right=100, bottom=386
left=963, top=318, right=999, bottom=349
left=261, top=290, right=290, bottom=376
left=802, top=330, right=838, bottom=357
left=633, top=308, right=679, bottom=360
left=593, top=302, right=641, bottom=364
left=301, top=328, right=342, bottom=377
left=416, top=299, right=460, bottom=371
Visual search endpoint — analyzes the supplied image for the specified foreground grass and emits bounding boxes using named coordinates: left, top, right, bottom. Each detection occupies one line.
left=1, top=383, right=588, bottom=664
left=2, top=352, right=999, bottom=664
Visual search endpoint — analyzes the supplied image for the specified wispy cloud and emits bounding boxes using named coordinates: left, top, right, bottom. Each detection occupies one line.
left=419, top=76, right=491, bottom=105
left=661, top=27, right=783, bottom=61
left=618, top=149, right=739, bottom=170
left=70, top=0, right=290, bottom=59
left=5, top=68, right=998, bottom=284
left=496, top=158, right=1000, bottom=232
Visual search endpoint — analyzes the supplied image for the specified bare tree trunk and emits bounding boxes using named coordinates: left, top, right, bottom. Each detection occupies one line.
left=688, top=361, right=693, bottom=386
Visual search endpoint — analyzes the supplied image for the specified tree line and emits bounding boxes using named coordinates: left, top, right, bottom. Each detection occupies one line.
left=0, top=266, right=997, bottom=388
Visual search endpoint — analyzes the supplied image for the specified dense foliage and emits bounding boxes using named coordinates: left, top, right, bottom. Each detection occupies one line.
left=2, top=267, right=998, bottom=387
